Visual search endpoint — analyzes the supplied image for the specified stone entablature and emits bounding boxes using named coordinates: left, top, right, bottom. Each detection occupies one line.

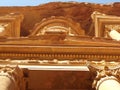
left=0, top=9, right=119, bottom=90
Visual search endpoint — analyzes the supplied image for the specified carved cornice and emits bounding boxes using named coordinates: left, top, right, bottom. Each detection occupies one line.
left=0, top=47, right=120, bottom=60
left=0, top=36, right=119, bottom=60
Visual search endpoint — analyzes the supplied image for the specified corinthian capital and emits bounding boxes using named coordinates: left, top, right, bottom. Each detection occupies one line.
left=87, top=61, right=120, bottom=89
left=0, top=65, right=25, bottom=90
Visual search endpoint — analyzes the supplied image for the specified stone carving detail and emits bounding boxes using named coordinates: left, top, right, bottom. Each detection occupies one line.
left=87, top=61, right=120, bottom=90
left=30, top=16, right=85, bottom=37
left=0, top=13, right=24, bottom=37
left=0, top=66, right=25, bottom=90
left=0, top=23, right=10, bottom=37
left=0, top=23, right=6, bottom=32
left=105, top=25, right=120, bottom=41
left=91, top=11, right=120, bottom=40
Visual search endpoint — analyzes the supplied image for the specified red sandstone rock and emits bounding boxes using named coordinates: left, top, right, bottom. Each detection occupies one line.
left=0, top=2, right=119, bottom=36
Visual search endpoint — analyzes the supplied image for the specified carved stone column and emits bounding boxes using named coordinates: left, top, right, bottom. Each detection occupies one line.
left=0, top=65, right=25, bottom=90
left=87, top=61, right=120, bottom=90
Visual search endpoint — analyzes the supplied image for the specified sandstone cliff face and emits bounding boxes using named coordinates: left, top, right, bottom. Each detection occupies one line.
left=0, top=2, right=120, bottom=36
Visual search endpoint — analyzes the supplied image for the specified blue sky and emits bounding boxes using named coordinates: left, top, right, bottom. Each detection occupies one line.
left=0, top=0, right=119, bottom=6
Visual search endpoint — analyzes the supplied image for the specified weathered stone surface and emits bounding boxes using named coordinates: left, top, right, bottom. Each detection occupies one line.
left=28, top=70, right=92, bottom=90
left=0, top=2, right=120, bottom=90
left=0, top=2, right=120, bottom=36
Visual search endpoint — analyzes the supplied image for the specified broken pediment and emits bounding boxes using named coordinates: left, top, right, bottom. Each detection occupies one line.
left=30, top=16, right=85, bottom=37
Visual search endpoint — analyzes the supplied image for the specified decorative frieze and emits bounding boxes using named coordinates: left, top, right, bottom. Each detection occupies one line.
left=0, top=52, right=120, bottom=60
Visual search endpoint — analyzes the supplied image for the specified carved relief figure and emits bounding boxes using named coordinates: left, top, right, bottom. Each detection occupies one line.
left=105, top=25, right=120, bottom=41
left=0, top=23, right=9, bottom=36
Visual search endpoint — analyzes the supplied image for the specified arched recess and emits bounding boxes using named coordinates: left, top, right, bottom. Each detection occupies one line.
left=30, top=16, right=85, bottom=36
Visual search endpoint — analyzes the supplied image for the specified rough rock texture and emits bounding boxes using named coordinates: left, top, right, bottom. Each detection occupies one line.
left=0, top=2, right=119, bottom=36
left=0, top=2, right=120, bottom=90
left=29, top=70, right=93, bottom=90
